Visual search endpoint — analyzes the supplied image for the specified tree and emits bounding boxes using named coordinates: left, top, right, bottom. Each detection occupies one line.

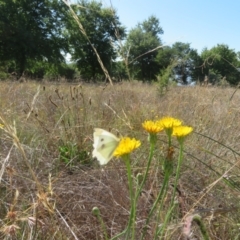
left=0, top=0, right=68, bottom=78
left=171, top=42, right=200, bottom=84
left=123, top=16, right=163, bottom=81
left=201, top=44, right=240, bottom=85
left=66, top=0, right=125, bottom=80
left=156, top=42, right=203, bottom=84
left=155, top=46, right=174, bottom=70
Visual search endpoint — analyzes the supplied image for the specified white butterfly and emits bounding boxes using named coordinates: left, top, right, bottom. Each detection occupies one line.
left=92, top=128, right=120, bottom=165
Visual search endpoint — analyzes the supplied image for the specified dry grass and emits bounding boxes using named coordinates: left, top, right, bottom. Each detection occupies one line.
left=0, top=80, right=240, bottom=239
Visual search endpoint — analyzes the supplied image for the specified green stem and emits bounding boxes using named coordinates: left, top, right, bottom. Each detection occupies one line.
left=111, top=229, right=127, bottom=240
left=111, top=155, right=134, bottom=240
left=136, top=136, right=156, bottom=199
left=168, top=133, right=172, bottom=147
left=141, top=171, right=170, bottom=240
left=113, top=135, right=156, bottom=240
left=193, top=215, right=210, bottom=240
left=92, top=207, right=109, bottom=240
left=125, top=156, right=136, bottom=240
left=170, top=142, right=184, bottom=207
left=155, top=203, right=176, bottom=239
left=133, top=134, right=155, bottom=239
left=97, top=214, right=109, bottom=240
left=153, top=175, right=171, bottom=238
left=157, top=142, right=184, bottom=238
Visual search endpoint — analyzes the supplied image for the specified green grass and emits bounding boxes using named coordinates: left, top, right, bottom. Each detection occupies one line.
left=0, top=80, right=240, bottom=239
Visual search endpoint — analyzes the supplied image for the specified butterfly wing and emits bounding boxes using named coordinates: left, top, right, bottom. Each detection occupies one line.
left=92, top=128, right=120, bottom=165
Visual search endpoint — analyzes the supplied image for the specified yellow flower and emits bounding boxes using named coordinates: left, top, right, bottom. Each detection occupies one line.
left=113, top=137, right=141, bottom=157
left=172, top=126, right=193, bottom=138
left=142, top=120, right=163, bottom=134
left=0, top=123, right=4, bottom=129
left=157, top=117, right=182, bottom=129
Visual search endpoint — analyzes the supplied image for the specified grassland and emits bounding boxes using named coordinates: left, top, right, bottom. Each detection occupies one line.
left=0, top=80, right=240, bottom=239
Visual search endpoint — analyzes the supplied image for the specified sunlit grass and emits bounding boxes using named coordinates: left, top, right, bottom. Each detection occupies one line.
left=0, top=81, right=240, bottom=239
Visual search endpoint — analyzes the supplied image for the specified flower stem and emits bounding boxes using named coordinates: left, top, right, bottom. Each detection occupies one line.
left=171, top=142, right=184, bottom=207
left=136, top=135, right=156, bottom=199
left=111, top=155, right=134, bottom=240
left=157, top=142, right=184, bottom=238
left=92, top=207, right=109, bottom=240
left=193, top=215, right=210, bottom=240
left=124, top=155, right=136, bottom=240
left=140, top=170, right=170, bottom=240
left=134, top=134, right=155, bottom=239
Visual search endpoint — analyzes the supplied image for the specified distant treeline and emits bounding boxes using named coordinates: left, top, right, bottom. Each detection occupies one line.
left=1, top=0, right=240, bottom=85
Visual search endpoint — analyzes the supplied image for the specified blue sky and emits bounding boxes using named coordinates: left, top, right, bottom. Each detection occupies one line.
left=102, top=0, right=240, bottom=54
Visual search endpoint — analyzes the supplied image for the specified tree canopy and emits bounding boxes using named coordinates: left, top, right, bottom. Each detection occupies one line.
left=156, top=42, right=204, bottom=85
left=201, top=44, right=240, bottom=85
left=0, top=0, right=69, bottom=77
left=65, top=0, right=126, bottom=79
left=123, top=16, right=163, bottom=81
left=0, top=0, right=239, bottom=85
left=171, top=42, right=202, bottom=84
